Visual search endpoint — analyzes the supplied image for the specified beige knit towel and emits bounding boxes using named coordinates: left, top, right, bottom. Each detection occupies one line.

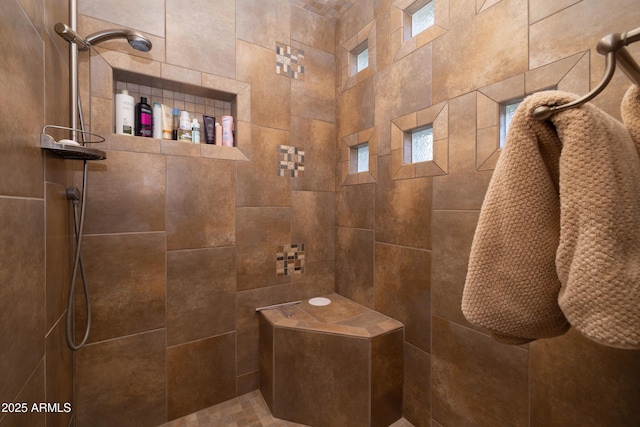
left=462, top=86, right=640, bottom=349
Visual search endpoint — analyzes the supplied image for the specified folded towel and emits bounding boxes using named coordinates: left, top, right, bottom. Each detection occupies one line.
left=462, top=87, right=640, bottom=349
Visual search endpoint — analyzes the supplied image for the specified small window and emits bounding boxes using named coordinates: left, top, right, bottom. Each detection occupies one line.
left=350, top=143, right=369, bottom=173
left=404, top=126, right=433, bottom=164
left=500, top=98, right=523, bottom=148
left=405, top=1, right=435, bottom=40
left=351, top=41, right=369, bottom=75
left=357, top=48, right=369, bottom=72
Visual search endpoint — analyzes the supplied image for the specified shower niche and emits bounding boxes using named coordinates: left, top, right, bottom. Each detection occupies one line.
left=86, top=62, right=251, bottom=161
left=115, top=74, right=232, bottom=136
left=108, top=69, right=250, bottom=161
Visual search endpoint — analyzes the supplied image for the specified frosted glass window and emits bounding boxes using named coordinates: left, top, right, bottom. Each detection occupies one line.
left=357, top=143, right=369, bottom=172
left=500, top=98, right=522, bottom=148
left=412, top=2, right=435, bottom=37
left=411, top=127, right=433, bottom=163
left=356, top=47, right=369, bottom=72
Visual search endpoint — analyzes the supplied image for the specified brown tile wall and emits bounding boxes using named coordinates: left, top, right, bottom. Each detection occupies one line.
left=68, top=1, right=337, bottom=426
left=0, top=0, right=75, bottom=426
left=5, top=0, right=640, bottom=427
left=335, top=0, right=640, bottom=426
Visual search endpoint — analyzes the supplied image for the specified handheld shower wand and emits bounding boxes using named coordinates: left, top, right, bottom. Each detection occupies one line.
left=54, top=22, right=152, bottom=52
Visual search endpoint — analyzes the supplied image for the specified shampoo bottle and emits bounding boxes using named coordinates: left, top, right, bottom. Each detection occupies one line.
left=115, top=89, right=134, bottom=135
left=191, top=118, right=200, bottom=143
left=135, top=96, right=152, bottom=137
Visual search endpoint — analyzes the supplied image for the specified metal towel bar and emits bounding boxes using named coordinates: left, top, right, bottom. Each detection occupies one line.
left=533, top=26, right=640, bottom=121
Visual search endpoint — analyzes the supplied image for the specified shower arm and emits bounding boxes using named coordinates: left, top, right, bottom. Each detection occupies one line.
left=83, top=29, right=136, bottom=50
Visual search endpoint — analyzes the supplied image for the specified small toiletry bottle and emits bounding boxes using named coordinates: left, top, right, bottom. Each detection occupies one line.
left=161, top=104, right=173, bottom=139
left=221, top=115, right=234, bottom=147
left=134, top=96, right=152, bottom=137
left=191, top=118, right=200, bottom=143
left=115, top=89, right=134, bottom=135
left=178, top=111, right=192, bottom=141
left=202, top=115, right=216, bottom=144
left=215, top=122, right=222, bottom=145
left=172, top=108, right=179, bottom=140
left=152, top=102, right=162, bottom=139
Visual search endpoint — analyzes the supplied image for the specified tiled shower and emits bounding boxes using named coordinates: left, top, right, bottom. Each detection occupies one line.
left=1, top=0, right=639, bottom=427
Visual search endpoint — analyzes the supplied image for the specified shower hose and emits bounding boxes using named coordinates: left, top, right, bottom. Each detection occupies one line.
left=65, top=159, right=91, bottom=351
left=65, top=92, right=92, bottom=351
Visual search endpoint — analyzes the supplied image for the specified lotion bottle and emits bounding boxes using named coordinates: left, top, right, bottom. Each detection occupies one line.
left=221, top=115, right=234, bottom=146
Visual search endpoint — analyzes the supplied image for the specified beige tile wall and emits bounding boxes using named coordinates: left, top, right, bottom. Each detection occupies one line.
left=336, top=0, right=640, bottom=426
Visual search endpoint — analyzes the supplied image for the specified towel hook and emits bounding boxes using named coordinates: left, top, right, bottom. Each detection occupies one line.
left=533, top=26, right=640, bottom=121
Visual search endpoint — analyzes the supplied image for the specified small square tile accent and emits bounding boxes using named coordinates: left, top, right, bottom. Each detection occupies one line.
left=277, top=145, right=305, bottom=177
left=276, top=243, right=305, bottom=276
left=276, top=43, right=305, bottom=80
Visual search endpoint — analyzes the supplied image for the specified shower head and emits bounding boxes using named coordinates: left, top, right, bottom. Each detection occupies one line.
left=54, top=23, right=152, bottom=52
left=85, top=29, right=152, bottom=52
left=126, top=34, right=153, bottom=52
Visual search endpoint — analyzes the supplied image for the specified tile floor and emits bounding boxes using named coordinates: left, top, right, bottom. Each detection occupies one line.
left=159, top=390, right=415, bottom=427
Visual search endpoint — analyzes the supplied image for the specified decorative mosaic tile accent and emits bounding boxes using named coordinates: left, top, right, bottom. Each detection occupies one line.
left=276, top=243, right=305, bottom=276
left=277, top=145, right=305, bottom=177
left=276, top=43, right=305, bottom=80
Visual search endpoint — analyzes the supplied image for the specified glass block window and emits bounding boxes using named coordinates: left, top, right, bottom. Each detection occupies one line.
left=350, top=143, right=369, bottom=173
left=404, top=126, right=433, bottom=164
left=500, top=98, right=523, bottom=148
left=411, top=1, right=435, bottom=37
left=357, top=48, right=369, bottom=72
left=412, top=127, right=433, bottom=162
left=357, top=143, right=369, bottom=172
left=351, top=40, right=369, bottom=75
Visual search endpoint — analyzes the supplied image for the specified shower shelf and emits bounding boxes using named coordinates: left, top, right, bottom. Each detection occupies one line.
left=40, top=125, right=106, bottom=161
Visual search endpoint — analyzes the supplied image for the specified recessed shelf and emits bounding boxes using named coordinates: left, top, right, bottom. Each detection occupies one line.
left=112, top=70, right=243, bottom=158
